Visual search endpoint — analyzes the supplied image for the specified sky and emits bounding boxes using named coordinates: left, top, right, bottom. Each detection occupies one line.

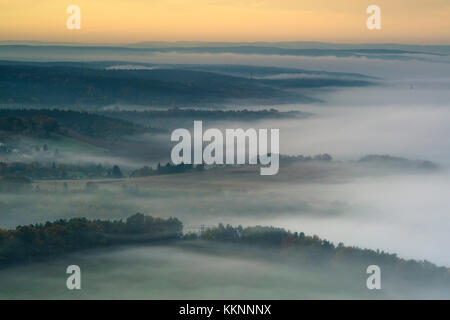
left=0, top=0, right=449, bottom=44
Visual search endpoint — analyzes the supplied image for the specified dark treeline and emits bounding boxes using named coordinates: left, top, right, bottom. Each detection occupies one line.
left=0, top=63, right=306, bottom=107
left=131, top=162, right=204, bottom=177
left=258, top=77, right=373, bottom=88
left=0, top=162, right=200, bottom=187
left=0, top=162, right=123, bottom=186
left=1, top=214, right=449, bottom=286
left=0, top=109, right=151, bottom=138
left=102, top=108, right=311, bottom=122
left=359, top=154, right=438, bottom=170
left=279, top=153, right=333, bottom=164
left=0, top=213, right=182, bottom=267
left=188, top=224, right=450, bottom=284
left=0, top=115, right=61, bottom=138
left=132, top=155, right=335, bottom=178
left=2, top=153, right=435, bottom=186
left=0, top=154, right=331, bottom=186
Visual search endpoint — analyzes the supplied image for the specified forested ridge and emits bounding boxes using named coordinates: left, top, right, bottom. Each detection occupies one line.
left=0, top=64, right=302, bottom=107
left=0, top=213, right=182, bottom=266
left=0, top=109, right=152, bottom=138
left=1, top=213, right=449, bottom=288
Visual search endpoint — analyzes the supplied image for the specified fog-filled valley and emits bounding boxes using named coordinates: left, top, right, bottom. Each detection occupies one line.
left=1, top=43, right=450, bottom=299
left=2, top=242, right=449, bottom=300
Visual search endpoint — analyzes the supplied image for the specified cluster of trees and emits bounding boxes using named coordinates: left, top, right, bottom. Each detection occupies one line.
left=1, top=213, right=449, bottom=284
left=0, top=213, right=182, bottom=266
left=131, top=162, right=204, bottom=177
left=0, top=63, right=296, bottom=108
left=103, top=108, right=308, bottom=122
left=0, top=160, right=206, bottom=185
left=279, top=153, right=333, bottom=164
left=253, top=153, right=333, bottom=166
left=0, top=154, right=336, bottom=184
left=0, top=161, right=123, bottom=181
left=186, top=224, right=450, bottom=282
left=0, top=116, right=61, bottom=138
left=359, top=154, right=438, bottom=170
left=0, top=109, right=151, bottom=138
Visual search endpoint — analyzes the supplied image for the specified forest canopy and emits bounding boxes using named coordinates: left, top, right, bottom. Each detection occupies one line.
left=1, top=213, right=449, bottom=289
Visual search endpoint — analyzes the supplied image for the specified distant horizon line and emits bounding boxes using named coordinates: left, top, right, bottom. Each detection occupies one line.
left=1, top=40, right=450, bottom=47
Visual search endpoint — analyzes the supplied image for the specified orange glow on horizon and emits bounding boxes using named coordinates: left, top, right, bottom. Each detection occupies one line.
left=0, top=0, right=449, bottom=44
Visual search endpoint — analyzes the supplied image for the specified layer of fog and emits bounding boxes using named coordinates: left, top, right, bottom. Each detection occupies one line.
left=2, top=51, right=450, bottom=271
left=1, top=47, right=449, bottom=80
left=1, top=243, right=447, bottom=299
left=272, top=103, right=450, bottom=165
left=3, top=89, right=450, bottom=267
left=144, top=52, right=450, bottom=80
left=2, top=158, right=449, bottom=267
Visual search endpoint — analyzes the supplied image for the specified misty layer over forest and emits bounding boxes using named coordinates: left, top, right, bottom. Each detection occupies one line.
left=1, top=42, right=450, bottom=299
left=1, top=214, right=449, bottom=299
